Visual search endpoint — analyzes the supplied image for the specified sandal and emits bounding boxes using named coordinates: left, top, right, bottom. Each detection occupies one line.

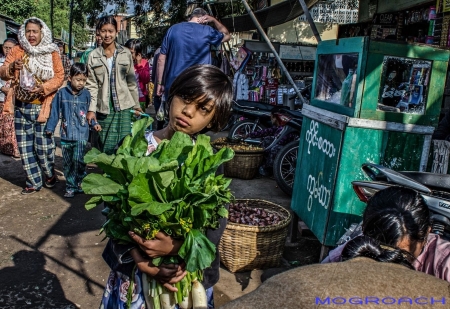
left=64, top=190, right=75, bottom=198
left=21, top=187, right=40, bottom=195
left=44, top=174, right=57, bottom=188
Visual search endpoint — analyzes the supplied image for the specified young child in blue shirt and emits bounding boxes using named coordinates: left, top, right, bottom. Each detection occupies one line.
left=46, top=63, right=101, bottom=198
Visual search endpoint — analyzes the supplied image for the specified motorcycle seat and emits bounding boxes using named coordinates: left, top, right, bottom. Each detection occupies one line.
left=400, top=172, right=450, bottom=191
left=235, top=100, right=276, bottom=112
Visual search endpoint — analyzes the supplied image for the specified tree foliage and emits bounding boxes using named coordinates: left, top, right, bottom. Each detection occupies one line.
left=35, top=0, right=92, bottom=48
left=0, top=0, right=35, bottom=23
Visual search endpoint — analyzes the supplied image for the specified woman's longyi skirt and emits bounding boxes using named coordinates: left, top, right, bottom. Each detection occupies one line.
left=96, top=108, right=132, bottom=155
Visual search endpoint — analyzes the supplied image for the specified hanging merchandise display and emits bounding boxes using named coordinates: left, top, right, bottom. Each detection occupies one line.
left=234, top=40, right=315, bottom=106
left=234, top=72, right=250, bottom=100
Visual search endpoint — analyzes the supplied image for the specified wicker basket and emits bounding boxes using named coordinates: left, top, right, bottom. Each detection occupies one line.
left=219, top=199, right=292, bottom=272
left=223, top=152, right=264, bottom=179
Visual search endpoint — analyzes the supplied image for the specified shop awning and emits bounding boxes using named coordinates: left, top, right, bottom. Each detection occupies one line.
left=221, top=0, right=318, bottom=33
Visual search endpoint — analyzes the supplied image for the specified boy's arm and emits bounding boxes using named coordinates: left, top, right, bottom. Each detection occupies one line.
left=45, top=91, right=61, bottom=134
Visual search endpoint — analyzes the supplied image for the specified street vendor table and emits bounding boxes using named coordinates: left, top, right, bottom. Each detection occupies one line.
left=290, top=37, right=450, bottom=258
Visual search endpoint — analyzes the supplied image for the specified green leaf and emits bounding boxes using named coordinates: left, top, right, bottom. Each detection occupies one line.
left=195, top=134, right=213, bottom=155
left=102, top=195, right=121, bottom=202
left=84, top=151, right=128, bottom=185
left=156, top=131, right=193, bottom=164
left=178, top=229, right=216, bottom=272
left=81, top=173, right=123, bottom=195
left=131, top=202, right=173, bottom=216
left=128, top=173, right=155, bottom=205
left=130, top=117, right=153, bottom=157
left=85, top=196, right=102, bottom=210
left=217, top=206, right=229, bottom=218
left=124, top=156, right=139, bottom=178
left=84, top=148, right=102, bottom=163
left=131, top=116, right=153, bottom=139
left=116, top=135, right=132, bottom=156
left=155, top=170, right=175, bottom=189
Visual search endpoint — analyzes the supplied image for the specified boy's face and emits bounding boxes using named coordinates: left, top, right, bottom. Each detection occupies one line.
left=168, top=95, right=216, bottom=135
left=69, top=74, right=88, bottom=92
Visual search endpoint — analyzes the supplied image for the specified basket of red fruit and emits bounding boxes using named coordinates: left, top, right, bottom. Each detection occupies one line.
left=219, top=199, right=292, bottom=272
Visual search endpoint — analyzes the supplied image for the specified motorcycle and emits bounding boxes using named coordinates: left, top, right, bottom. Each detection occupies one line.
left=226, top=100, right=277, bottom=139
left=226, top=85, right=311, bottom=139
left=351, top=163, right=450, bottom=239
left=271, top=110, right=303, bottom=196
left=234, top=107, right=303, bottom=196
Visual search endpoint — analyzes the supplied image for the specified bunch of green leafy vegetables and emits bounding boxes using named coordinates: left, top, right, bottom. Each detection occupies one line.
left=82, top=117, right=234, bottom=273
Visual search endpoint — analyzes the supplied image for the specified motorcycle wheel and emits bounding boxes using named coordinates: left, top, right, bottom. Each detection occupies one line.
left=228, top=120, right=266, bottom=139
left=273, top=140, right=299, bottom=196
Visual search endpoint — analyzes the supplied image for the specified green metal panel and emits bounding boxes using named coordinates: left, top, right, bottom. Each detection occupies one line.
left=324, top=211, right=362, bottom=246
left=382, top=132, right=425, bottom=170
left=312, top=38, right=450, bottom=126
left=291, top=117, right=344, bottom=244
left=333, top=127, right=426, bottom=216
left=360, top=41, right=450, bottom=126
left=333, top=127, right=384, bottom=215
left=311, top=37, right=369, bottom=118
left=369, top=40, right=450, bottom=61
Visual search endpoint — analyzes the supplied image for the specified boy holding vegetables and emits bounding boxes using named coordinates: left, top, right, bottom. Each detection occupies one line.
left=100, top=64, right=233, bottom=309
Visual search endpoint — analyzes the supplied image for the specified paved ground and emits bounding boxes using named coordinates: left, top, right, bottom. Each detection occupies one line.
left=0, top=124, right=321, bottom=308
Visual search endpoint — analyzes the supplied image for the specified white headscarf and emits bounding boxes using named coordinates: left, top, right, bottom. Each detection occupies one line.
left=18, top=17, right=59, bottom=81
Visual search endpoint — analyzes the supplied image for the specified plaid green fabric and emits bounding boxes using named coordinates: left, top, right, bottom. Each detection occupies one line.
left=15, top=103, right=55, bottom=189
left=110, top=46, right=122, bottom=112
left=61, top=140, right=87, bottom=192
left=96, top=103, right=132, bottom=155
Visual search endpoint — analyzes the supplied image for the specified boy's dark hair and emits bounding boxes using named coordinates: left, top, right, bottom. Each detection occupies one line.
left=96, top=16, right=118, bottom=32
left=70, top=63, right=88, bottom=78
left=167, top=64, right=233, bottom=132
left=124, top=39, right=143, bottom=56
left=56, top=41, right=64, bottom=47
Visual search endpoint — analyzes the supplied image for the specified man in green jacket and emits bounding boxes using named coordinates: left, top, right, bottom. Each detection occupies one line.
left=80, top=34, right=102, bottom=64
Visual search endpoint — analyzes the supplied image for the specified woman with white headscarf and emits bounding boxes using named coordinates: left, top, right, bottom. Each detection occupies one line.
left=0, top=17, right=64, bottom=195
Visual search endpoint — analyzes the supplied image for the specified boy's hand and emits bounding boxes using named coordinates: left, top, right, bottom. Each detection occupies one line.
left=46, top=131, right=53, bottom=136
left=130, top=249, right=186, bottom=292
left=87, top=111, right=97, bottom=125
left=129, top=231, right=183, bottom=258
left=134, top=107, right=143, bottom=117
left=93, top=124, right=102, bottom=132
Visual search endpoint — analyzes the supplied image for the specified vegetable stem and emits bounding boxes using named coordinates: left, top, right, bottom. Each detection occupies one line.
left=176, top=281, right=183, bottom=304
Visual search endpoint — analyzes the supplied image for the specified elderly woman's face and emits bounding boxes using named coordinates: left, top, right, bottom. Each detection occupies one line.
left=2, top=41, right=16, bottom=56
left=25, top=22, right=43, bottom=46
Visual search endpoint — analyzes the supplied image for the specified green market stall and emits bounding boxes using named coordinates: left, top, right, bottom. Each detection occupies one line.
left=290, top=37, right=450, bottom=257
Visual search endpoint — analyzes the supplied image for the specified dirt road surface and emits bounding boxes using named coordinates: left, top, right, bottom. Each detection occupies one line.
left=0, top=131, right=321, bottom=308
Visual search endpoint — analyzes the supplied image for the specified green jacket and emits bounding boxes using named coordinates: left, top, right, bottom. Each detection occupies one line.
left=86, top=44, right=139, bottom=114
left=79, top=47, right=93, bottom=64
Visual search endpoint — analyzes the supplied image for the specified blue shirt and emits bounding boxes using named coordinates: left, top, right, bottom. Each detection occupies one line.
left=46, top=83, right=91, bottom=141
left=161, top=22, right=223, bottom=96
